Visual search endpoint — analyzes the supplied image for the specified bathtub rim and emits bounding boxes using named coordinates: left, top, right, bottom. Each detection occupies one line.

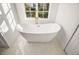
left=16, top=23, right=61, bottom=34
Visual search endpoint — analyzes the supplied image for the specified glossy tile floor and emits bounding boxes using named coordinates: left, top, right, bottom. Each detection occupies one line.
left=0, top=33, right=65, bottom=55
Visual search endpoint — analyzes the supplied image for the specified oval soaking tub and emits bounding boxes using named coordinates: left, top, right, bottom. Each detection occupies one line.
left=16, top=23, right=61, bottom=42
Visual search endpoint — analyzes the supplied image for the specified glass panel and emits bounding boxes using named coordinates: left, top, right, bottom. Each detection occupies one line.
left=38, top=12, right=43, bottom=18
left=25, top=4, right=30, bottom=11
left=13, top=19, right=16, bottom=27
left=0, top=21, right=9, bottom=33
left=26, top=12, right=30, bottom=17
left=43, top=3, right=49, bottom=11
left=11, top=19, right=16, bottom=32
left=7, top=12, right=13, bottom=24
left=30, top=12, right=36, bottom=17
left=44, top=12, right=48, bottom=18
left=25, top=3, right=36, bottom=11
left=2, top=3, right=9, bottom=14
left=7, top=3, right=11, bottom=9
left=10, top=10, right=14, bottom=19
left=31, top=4, right=36, bottom=11
left=11, top=20, right=16, bottom=32
left=0, top=10, right=2, bottom=15
left=38, top=3, right=43, bottom=11
left=11, top=22, right=15, bottom=31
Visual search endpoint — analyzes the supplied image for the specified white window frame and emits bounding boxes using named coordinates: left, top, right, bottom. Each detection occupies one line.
left=2, top=3, right=16, bottom=32
left=25, top=3, right=49, bottom=20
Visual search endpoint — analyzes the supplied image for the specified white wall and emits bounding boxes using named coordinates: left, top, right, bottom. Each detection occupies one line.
left=15, top=3, right=58, bottom=24
left=56, top=3, right=79, bottom=49
left=65, top=25, right=79, bottom=54
left=15, top=3, right=27, bottom=24
left=48, top=3, right=59, bottom=23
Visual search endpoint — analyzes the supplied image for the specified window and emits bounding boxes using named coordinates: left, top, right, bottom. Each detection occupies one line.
left=25, top=3, right=49, bottom=18
left=0, top=21, right=9, bottom=34
left=2, top=3, right=11, bottom=14
left=0, top=10, right=2, bottom=15
left=2, top=3, right=16, bottom=32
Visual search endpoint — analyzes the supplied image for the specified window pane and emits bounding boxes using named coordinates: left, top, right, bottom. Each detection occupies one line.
left=31, top=4, right=36, bottom=11
left=38, top=12, right=43, bottom=18
left=0, top=21, right=9, bottom=33
left=0, top=10, right=2, bottom=15
left=2, top=3, right=9, bottom=14
left=43, top=3, right=49, bottom=11
left=25, top=4, right=30, bottom=11
left=38, top=3, right=43, bottom=11
left=7, top=3, right=11, bottom=9
left=11, top=22, right=15, bottom=31
left=44, top=12, right=48, bottom=18
left=11, top=20, right=16, bottom=32
left=31, top=12, right=36, bottom=17
left=7, top=12, right=13, bottom=24
left=25, top=3, right=36, bottom=11
left=26, top=12, right=30, bottom=17
left=13, top=19, right=16, bottom=27
left=10, top=10, right=14, bottom=19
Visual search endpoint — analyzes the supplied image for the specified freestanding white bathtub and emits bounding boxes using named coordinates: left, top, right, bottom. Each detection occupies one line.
left=16, top=23, right=61, bottom=42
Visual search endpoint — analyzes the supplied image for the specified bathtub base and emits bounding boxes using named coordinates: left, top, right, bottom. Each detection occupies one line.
left=21, top=33, right=57, bottom=42
left=26, top=38, right=53, bottom=42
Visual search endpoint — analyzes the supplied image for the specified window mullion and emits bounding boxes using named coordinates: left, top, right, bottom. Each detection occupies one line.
left=36, top=3, right=38, bottom=18
left=29, top=3, right=31, bottom=18
left=43, top=4, right=44, bottom=18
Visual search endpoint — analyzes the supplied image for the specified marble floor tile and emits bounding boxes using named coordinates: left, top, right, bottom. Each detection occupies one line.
left=0, top=33, right=65, bottom=55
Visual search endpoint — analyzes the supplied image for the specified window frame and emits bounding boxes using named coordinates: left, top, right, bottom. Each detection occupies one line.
left=2, top=3, right=16, bottom=32
left=24, top=3, right=49, bottom=20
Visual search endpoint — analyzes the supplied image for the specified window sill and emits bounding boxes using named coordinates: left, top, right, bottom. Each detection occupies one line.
left=25, top=18, right=48, bottom=20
